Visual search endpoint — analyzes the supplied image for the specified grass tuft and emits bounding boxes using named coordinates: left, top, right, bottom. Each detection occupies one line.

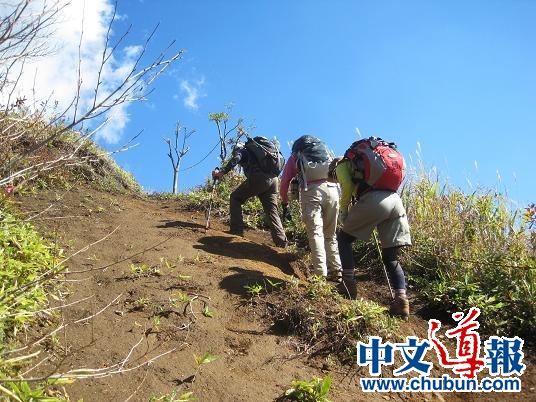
left=264, top=277, right=399, bottom=362
left=402, top=175, right=535, bottom=342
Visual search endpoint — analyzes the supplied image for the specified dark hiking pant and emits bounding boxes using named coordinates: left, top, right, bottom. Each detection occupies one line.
left=230, top=176, right=287, bottom=247
left=337, top=230, right=406, bottom=289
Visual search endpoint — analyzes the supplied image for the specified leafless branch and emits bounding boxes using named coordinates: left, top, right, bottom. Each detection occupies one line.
left=0, top=1, right=183, bottom=189
left=121, top=369, right=149, bottom=402
left=164, top=122, right=194, bottom=193
left=20, top=354, right=51, bottom=376
left=3, top=294, right=94, bottom=318
left=0, top=347, right=177, bottom=382
left=73, top=293, right=122, bottom=324
left=4, top=293, right=121, bottom=357
left=72, top=1, right=85, bottom=124
left=120, top=336, right=144, bottom=370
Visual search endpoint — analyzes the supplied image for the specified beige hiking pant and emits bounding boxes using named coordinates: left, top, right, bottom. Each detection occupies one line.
left=300, top=181, right=342, bottom=276
left=343, top=190, right=412, bottom=248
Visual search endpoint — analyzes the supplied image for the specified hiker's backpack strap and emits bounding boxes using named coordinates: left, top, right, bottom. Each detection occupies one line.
left=293, top=136, right=332, bottom=187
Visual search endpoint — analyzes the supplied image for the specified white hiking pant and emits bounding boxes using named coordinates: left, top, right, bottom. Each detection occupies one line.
left=300, top=181, right=342, bottom=276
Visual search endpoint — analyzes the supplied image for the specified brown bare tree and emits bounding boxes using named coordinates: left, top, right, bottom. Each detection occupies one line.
left=164, top=122, right=194, bottom=194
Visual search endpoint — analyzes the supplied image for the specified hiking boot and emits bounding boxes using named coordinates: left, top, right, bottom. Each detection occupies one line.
left=275, top=240, right=288, bottom=249
left=338, top=277, right=358, bottom=299
left=227, top=228, right=244, bottom=237
left=309, top=267, right=326, bottom=278
left=390, top=296, right=410, bottom=319
left=326, top=270, right=342, bottom=284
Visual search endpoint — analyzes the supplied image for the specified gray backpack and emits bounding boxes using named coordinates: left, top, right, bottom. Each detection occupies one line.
left=292, top=135, right=333, bottom=190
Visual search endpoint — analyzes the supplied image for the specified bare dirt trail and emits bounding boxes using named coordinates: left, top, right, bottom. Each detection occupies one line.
left=15, top=188, right=534, bottom=402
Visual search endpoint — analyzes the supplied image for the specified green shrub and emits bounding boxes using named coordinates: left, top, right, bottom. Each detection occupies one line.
left=402, top=175, right=535, bottom=341
left=284, top=376, right=332, bottom=402
left=0, top=201, right=60, bottom=343
left=0, top=197, right=67, bottom=400
left=149, top=390, right=194, bottom=402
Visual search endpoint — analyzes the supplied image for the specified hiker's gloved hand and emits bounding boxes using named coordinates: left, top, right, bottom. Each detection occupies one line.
left=338, top=210, right=348, bottom=225
left=212, top=169, right=223, bottom=181
left=282, top=203, right=292, bottom=222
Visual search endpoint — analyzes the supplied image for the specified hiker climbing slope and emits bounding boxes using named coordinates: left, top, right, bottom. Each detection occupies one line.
left=333, top=137, right=411, bottom=318
left=280, top=135, right=342, bottom=280
left=212, top=137, right=288, bottom=248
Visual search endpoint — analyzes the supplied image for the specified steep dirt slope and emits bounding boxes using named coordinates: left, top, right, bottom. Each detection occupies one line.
left=14, top=188, right=534, bottom=402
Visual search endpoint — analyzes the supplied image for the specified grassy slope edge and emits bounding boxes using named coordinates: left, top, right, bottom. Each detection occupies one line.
left=0, top=121, right=143, bottom=401
left=0, top=195, right=68, bottom=400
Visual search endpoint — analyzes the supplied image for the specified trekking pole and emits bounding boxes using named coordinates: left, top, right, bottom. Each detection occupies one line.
left=205, top=168, right=219, bottom=232
left=373, top=230, right=394, bottom=300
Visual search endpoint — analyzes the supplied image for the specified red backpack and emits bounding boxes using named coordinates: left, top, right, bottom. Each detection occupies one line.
left=344, top=137, right=405, bottom=192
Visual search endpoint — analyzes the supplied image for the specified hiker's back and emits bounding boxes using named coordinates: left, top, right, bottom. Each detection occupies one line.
left=344, top=137, right=405, bottom=194
left=282, top=135, right=341, bottom=278
left=291, top=135, right=333, bottom=188
left=243, top=136, right=285, bottom=180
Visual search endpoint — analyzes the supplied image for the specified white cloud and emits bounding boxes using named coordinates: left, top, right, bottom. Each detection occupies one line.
left=98, top=103, right=129, bottom=144
left=124, top=45, right=143, bottom=59
left=0, top=0, right=143, bottom=144
left=180, top=78, right=205, bottom=110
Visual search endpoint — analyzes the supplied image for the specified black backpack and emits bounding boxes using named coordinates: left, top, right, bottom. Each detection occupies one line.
left=291, top=135, right=332, bottom=163
left=245, top=136, right=285, bottom=177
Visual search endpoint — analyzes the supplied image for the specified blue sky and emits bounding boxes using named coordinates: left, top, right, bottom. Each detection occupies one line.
left=102, top=0, right=534, bottom=207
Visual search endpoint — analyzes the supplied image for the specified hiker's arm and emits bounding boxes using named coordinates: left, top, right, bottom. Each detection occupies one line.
left=220, top=148, right=245, bottom=175
left=336, top=160, right=356, bottom=212
left=279, top=154, right=297, bottom=204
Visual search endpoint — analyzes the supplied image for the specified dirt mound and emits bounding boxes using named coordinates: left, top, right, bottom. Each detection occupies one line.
left=13, top=187, right=534, bottom=401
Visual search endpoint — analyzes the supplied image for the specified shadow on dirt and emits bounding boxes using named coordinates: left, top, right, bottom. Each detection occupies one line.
left=194, top=235, right=294, bottom=276
left=156, top=219, right=205, bottom=230
left=413, top=299, right=454, bottom=324
left=219, top=266, right=285, bottom=297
